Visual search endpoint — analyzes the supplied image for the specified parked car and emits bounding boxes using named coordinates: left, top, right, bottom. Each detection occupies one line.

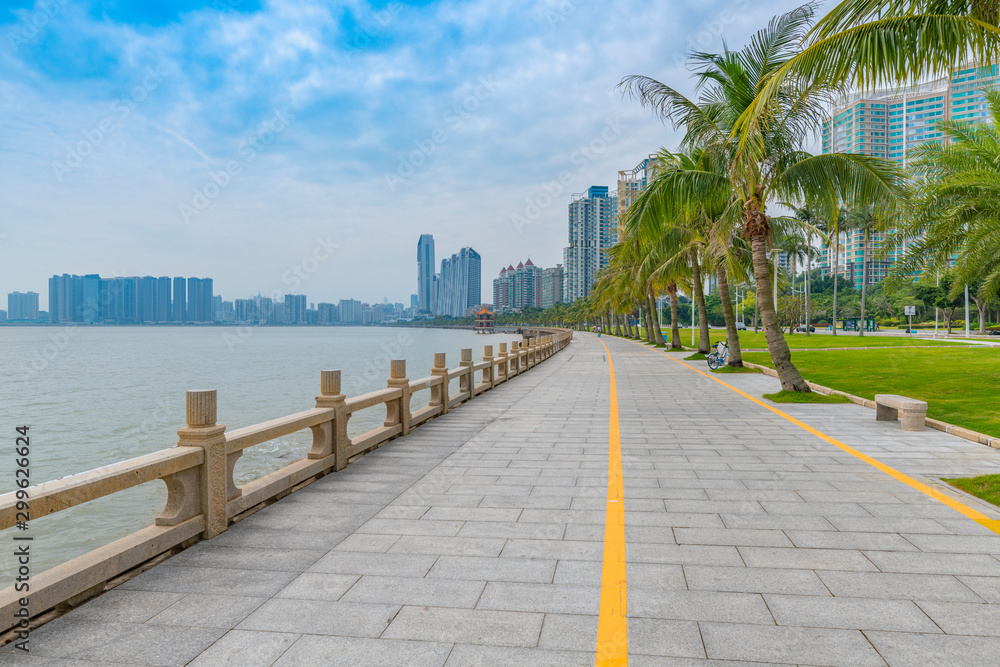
left=794, top=324, right=816, bottom=333
left=735, top=321, right=747, bottom=330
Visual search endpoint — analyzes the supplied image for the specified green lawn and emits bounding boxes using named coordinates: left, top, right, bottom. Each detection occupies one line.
left=944, top=475, right=1000, bottom=509
left=654, top=328, right=960, bottom=350
left=743, top=347, right=1000, bottom=437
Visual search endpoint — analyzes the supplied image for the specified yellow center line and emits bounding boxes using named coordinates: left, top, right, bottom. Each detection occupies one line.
left=594, top=336, right=628, bottom=666
left=630, top=338, right=1000, bottom=535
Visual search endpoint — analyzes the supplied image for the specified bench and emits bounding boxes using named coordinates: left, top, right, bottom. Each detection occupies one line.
left=874, top=394, right=928, bottom=432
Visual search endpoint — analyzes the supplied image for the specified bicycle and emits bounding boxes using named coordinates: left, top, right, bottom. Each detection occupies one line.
left=707, top=339, right=729, bottom=370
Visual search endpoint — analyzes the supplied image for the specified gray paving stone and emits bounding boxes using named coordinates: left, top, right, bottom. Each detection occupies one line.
left=866, top=630, right=1000, bottom=665
left=383, top=606, right=543, bottom=647
left=817, top=570, right=986, bottom=602
left=145, top=594, right=267, bottom=628
left=684, top=565, right=829, bottom=595
left=765, top=594, right=941, bottom=632
left=500, top=538, right=604, bottom=561
left=119, top=565, right=299, bottom=597
left=274, top=572, right=360, bottom=601
left=629, top=618, right=705, bottom=658
left=187, top=630, right=300, bottom=666
left=340, top=574, right=484, bottom=607
left=863, top=550, right=1000, bottom=576
left=272, top=635, right=452, bottom=666
left=443, top=644, right=591, bottom=666
left=783, top=529, right=918, bottom=551
left=428, top=555, right=556, bottom=583
left=332, top=533, right=399, bottom=552
left=237, top=599, right=399, bottom=637
left=167, top=544, right=326, bottom=572
left=627, top=543, right=744, bottom=567
left=628, top=589, right=773, bottom=624
left=917, top=600, right=1000, bottom=636
left=477, top=581, right=599, bottom=614
left=700, top=621, right=884, bottom=666
left=61, top=590, right=183, bottom=624
left=308, top=551, right=437, bottom=577
left=674, top=527, right=793, bottom=548
left=738, top=546, right=879, bottom=571
left=389, top=535, right=506, bottom=557
left=536, top=613, right=598, bottom=650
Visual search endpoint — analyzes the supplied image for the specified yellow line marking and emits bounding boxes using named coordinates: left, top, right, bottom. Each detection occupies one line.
left=595, top=337, right=628, bottom=666
left=632, top=340, right=1000, bottom=534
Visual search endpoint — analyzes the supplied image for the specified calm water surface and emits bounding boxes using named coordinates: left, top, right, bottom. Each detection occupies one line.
left=0, top=326, right=520, bottom=579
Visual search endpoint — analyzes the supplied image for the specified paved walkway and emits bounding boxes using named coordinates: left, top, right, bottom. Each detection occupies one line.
left=11, top=334, right=1000, bottom=665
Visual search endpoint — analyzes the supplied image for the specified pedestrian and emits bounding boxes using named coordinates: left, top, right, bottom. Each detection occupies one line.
left=597, top=326, right=602, bottom=338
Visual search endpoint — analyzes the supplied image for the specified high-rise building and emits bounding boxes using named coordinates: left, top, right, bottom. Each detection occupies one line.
left=172, top=277, right=186, bottom=322
left=284, top=294, right=307, bottom=323
left=339, top=298, right=363, bottom=324
left=7, top=292, right=39, bottom=321
left=541, top=264, right=564, bottom=309
left=434, top=246, right=481, bottom=317
left=156, top=277, right=172, bottom=322
left=410, top=294, right=418, bottom=308
left=417, top=234, right=435, bottom=314
left=819, top=61, right=1000, bottom=287
left=617, top=154, right=659, bottom=228
left=563, top=186, right=617, bottom=302
left=185, top=278, right=213, bottom=322
left=492, top=260, right=554, bottom=311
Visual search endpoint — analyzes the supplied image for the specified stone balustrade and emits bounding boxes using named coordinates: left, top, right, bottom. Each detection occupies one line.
left=0, top=329, right=573, bottom=630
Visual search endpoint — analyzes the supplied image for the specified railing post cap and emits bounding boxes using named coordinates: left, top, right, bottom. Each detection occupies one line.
left=433, top=352, right=446, bottom=369
left=186, top=390, right=217, bottom=427
left=461, top=348, right=472, bottom=363
left=320, top=370, right=341, bottom=395
left=390, top=359, right=407, bottom=379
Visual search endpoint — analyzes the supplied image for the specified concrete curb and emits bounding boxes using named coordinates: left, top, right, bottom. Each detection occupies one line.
left=741, top=361, right=1000, bottom=450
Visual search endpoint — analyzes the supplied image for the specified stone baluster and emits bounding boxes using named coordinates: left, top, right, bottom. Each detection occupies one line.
left=460, top=348, right=474, bottom=400
left=430, top=352, right=449, bottom=414
left=313, top=370, right=348, bottom=471
left=483, top=345, right=494, bottom=389
left=497, top=343, right=508, bottom=381
left=158, top=390, right=228, bottom=539
left=509, top=341, right=519, bottom=376
left=386, top=360, right=412, bottom=435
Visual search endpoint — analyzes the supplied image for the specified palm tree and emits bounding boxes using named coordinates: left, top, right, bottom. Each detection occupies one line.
left=621, top=6, right=906, bottom=390
left=888, top=90, right=1000, bottom=320
left=734, top=2, right=1000, bottom=152
left=840, top=205, right=881, bottom=336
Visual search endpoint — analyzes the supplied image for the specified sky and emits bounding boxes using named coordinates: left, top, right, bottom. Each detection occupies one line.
left=0, top=0, right=814, bottom=309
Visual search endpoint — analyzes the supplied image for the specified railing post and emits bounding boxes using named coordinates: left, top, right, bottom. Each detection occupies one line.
left=460, top=348, right=474, bottom=400
left=314, top=370, right=348, bottom=471
left=431, top=353, right=449, bottom=414
left=483, top=345, right=494, bottom=389
left=386, top=360, right=412, bottom=434
left=510, top=341, right=519, bottom=376
left=496, top=343, right=508, bottom=382
left=168, top=390, right=228, bottom=539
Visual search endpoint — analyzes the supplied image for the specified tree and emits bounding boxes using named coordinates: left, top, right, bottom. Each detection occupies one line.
left=620, top=5, right=906, bottom=390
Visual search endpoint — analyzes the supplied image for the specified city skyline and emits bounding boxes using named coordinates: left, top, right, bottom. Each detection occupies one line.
left=0, top=1, right=808, bottom=307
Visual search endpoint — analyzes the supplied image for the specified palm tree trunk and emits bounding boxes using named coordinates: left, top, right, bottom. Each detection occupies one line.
left=668, top=284, right=681, bottom=349
left=750, top=234, right=810, bottom=392
left=806, top=235, right=811, bottom=337
left=648, top=292, right=666, bottom=345
left=615, top=314, right=623, bottom=337
left=832, top=222, right=839, bottom=336
left=643, top=303, right=654, bottom=343
left=716, top=263, right=744, bottom=367
left=691, top=249, right=711, bottom=354
left=859, top=227, right=868, bottom=337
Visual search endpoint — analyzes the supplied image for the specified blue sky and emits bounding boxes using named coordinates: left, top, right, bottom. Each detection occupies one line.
left=1, top=0, right=810, bottom=308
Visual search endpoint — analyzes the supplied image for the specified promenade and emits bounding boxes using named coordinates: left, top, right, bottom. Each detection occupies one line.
left=11, top=333, right=1000, bottom=665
